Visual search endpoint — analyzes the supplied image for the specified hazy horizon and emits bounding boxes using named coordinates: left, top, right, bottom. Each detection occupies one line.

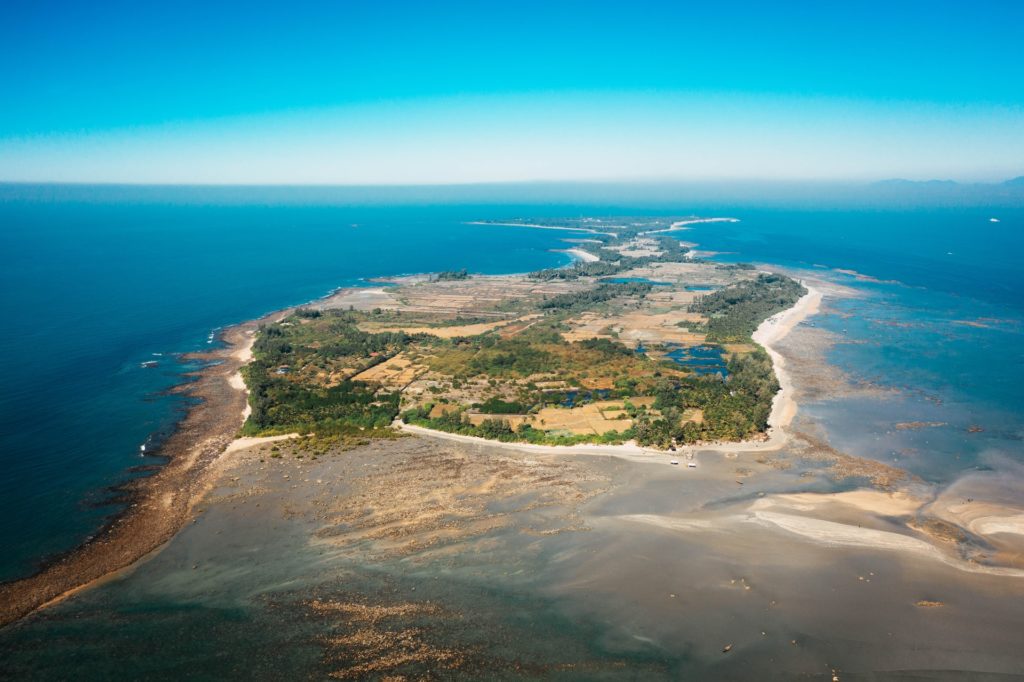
left=3, top=2, right=1023, bottom=185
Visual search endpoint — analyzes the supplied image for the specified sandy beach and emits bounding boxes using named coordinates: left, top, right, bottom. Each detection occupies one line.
left=465, top=220, right=617, bottom=237
left=641, top=217, right=742, bottom=235
left=560, top=247, right=600, bottom=263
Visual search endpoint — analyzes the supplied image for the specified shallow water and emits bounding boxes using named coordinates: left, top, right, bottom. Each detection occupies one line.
left=0, top=193, right=589, bottom=581
left=3, top=197, right=1024, bottom=677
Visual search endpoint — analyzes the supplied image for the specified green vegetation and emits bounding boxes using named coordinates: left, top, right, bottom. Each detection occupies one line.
left=241, top=312, right=421, bottom=437
left=539, top=282, right=652, bottom=310
left=435, top=269, right=470, bottom=281
left=688, top=274, right=806, bottom=342
left=238, top=219, right=806, bottom=452
left=631, top=349, right=778, bottom=447
left=530, top=260, right=625, bottom=280
left=474, top=397, right=528, bottom=414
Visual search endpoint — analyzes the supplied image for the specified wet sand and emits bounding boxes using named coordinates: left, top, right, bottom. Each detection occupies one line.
left=5, top=262, right=1024, bottom=678
left=0, top=310, right=286, bottom=627
left=7, top=417, right=1021, bottom=678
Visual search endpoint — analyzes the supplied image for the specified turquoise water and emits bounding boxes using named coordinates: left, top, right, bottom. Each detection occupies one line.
left=683, top=207, right=1024, bottom=484
left=0, top=192, right=588, bottom=581
left=3, top=189, right=1024, bottom=677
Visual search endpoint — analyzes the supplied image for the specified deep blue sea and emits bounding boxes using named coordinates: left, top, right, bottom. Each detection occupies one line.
left=2, top=187, right=1024, bottom=678
left=0, top=197, right=592, bottom=581
left=1, top=193, right=1022, bottom=583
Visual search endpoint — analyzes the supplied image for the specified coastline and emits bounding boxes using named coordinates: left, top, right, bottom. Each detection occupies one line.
left=0, top=223, right=813, bottom=628
left=640, top=217, right=741, bottom=235
left=465, top=220, right=617, bottom=237
left=0, top=310, right=287, bottom=628
left=559, top=247, right=600, bottom=263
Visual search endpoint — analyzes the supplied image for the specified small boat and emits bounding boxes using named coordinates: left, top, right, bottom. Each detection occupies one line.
left=140, top=360, right=158, bottom=368
left=670, top=459, right=679, bottom=465
left=687, top=462, right=697, bottom=468
left=989, top=218, right=1000, bottom=223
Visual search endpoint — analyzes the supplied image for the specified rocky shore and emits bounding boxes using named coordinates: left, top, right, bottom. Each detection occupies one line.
left=0, top=312, right=284, bottom=627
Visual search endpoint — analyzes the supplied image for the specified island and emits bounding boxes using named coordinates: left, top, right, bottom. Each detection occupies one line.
left=241, top=217, right=807, bottom=452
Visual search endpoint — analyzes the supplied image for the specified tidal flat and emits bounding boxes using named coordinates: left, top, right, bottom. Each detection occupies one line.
left=4, top=314, right=1024, bottom=680
left=3, top=207, right=1024, bottom=679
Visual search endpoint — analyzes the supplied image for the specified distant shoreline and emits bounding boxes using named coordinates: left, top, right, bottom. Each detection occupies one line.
left=465, top=220, right=618, bottom=237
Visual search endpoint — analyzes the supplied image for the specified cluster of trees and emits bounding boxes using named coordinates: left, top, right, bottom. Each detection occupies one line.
left=244, top=375, right=400, bottom=436
left=539, top=282, right=652, bottom=310
left=467, top=338, right=552, bottom=377
left=474, top=397, right=528, bottom=414
left=242, top=312, right=419, bottom=436
left=577, top=337, right=634, bottom=356
left=628, top=348, right=780, bottom=447
left=435, top=269, right=470, bottom=281
left=688, top=274, right=806, bottom=342
left=529, top=260, right=624, bottom=280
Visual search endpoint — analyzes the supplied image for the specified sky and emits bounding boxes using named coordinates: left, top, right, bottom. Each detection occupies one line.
left=1, top=0, right=1022, bottom=185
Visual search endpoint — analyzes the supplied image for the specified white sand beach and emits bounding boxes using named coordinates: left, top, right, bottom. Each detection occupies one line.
left=561, top=247, right=600, bottom=262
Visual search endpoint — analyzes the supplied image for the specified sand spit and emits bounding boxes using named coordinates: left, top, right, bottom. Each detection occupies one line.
left=616, top=488, right=1024, bottom=579
left=316, top=286, right=400, bottom=312
left=640, top=217, right=741, bottom=235
left=560, top=247, right=600, bottom=263
left=465, top=221, right=618, bottom=237
left=747, top=511, right=1024, bottom=577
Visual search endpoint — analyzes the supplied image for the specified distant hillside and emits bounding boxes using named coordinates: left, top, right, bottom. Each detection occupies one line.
left=865, top=176, right=1024, bottom=206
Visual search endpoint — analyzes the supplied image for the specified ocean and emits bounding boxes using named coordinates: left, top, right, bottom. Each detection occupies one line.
left=0, top=195, right=589, bottom=582
left=2, top=187, right=1023, bottom=678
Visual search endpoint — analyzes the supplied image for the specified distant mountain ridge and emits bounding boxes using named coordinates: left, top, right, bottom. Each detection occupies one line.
left=873, top=176, right=1023, bottom=187
left=864, top=176, right=1024, bottom=206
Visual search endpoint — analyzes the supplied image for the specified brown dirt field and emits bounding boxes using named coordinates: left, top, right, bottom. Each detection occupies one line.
left=396, top=277, right=586, bottom=316
left=465, top=413, right=532, bottom=429
left=358, top=314, right=543, bottom=339
left=535, top=404, right=634, bottom=436
left=562, top=309, right=707, bottom=346
left=723, top=343, right=757, bottom=356
left=351, top=353, right=425, bottom=388
left=683, top=408, right=705, bottom=424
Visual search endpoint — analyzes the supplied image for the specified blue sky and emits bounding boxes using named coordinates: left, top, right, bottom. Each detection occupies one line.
left=2, top=0, right=1022, bottom=184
